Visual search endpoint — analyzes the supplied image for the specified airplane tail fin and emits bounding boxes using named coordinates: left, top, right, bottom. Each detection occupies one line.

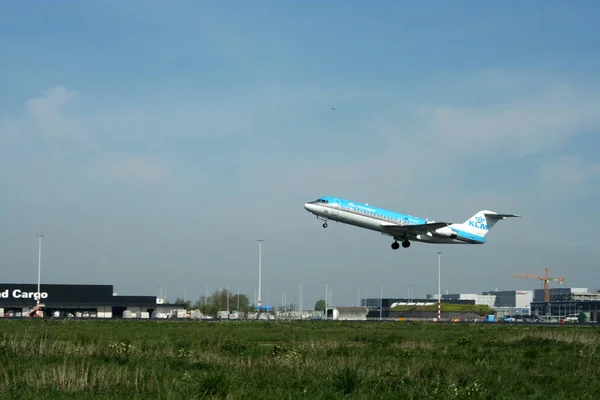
left=458, top=210, right=521, bottom=238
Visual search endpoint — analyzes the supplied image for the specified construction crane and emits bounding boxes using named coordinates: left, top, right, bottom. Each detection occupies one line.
left=512, top=268, right=565, bottom=302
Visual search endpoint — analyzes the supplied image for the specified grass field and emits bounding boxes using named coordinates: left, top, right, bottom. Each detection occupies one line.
left=1, top=319, right=599, bottom=399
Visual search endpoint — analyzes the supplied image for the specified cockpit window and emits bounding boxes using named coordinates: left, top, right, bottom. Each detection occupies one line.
left=314, top=198, right=329, bottom=204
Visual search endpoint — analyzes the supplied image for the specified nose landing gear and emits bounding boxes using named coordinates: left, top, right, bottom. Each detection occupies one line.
left=315, top=215, right=329, bottom=228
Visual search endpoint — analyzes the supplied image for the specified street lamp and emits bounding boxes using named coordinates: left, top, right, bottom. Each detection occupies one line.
left=257, top=239, right=264, bottom=313
left=437, top=251, right=442, bottom=322
left=380, top=283, right=383, bottom=320
left=299, top=282, right=302, bottom=314
left=36, top=234, right=44, bottom=305
left=325, top=282, right=328, bottom=319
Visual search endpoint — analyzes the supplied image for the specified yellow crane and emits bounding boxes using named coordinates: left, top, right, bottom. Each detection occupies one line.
left=512, top=268, right=565, bottom=302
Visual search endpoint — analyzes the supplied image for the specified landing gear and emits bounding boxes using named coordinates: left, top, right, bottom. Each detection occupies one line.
left=391, top=239, right=411, bottom=249
left=316, top=215, right=329, bottom=228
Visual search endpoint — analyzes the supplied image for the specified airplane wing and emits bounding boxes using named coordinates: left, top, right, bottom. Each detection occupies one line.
left=379, top=221, right=452, bottom=235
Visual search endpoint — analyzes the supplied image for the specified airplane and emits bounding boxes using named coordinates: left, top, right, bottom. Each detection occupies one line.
left=304, top=196, right=520, bottom=249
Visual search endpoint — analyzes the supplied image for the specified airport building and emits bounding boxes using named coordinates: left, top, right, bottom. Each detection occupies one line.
left=441, top=293, right=496, bottom=308
left=529, top=299, right=600, bottom=321
left=0, top=283, right=184, bottom=318
left=527, top=287, right=600, bottom=322
left=361, top=287, right=600, bottom=321
left=478, top=287, right=600, bottom=321
left=481, top=290, right=533, bottom=308
left=532, top=287, right=588, bottom=303
left=363, top=297, right=475, bottom=309
left=362, top=297, right=477, bottom=319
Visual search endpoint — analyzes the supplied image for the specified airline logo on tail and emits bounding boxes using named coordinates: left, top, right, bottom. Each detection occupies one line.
left=469, top=216, right=488, bottom=231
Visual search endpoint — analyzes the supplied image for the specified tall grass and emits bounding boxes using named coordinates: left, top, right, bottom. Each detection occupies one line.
left=0, top=319, right=599, bottom=399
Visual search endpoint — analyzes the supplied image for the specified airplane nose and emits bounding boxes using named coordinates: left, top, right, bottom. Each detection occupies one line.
left=304, top=203, right=315, bottom=213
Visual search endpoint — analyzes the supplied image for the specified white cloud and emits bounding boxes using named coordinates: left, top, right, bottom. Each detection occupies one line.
left=20, top=86, right=86, bottom=141
left=90, top=153, right=169, bottom=184
left=25, top=86, right=73, bottom=118
left=383, top=84, right=598, bottom=190
left=0, top=87, right=172, bottom=186
left=414, top=84, right=600, bottom=158
left=4, top=79, right=599, bottom=199
left=536, top=155, right=600, bottom=196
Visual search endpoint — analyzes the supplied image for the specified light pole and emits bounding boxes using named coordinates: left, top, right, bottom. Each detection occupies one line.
left=380, top=283, right=383, bottom=320
left=299, top=282, right=302, bottom=314
left=36, top=234, right=44, bottom=305
left=325, top=282, right=328, bottom=320
left=257, top=239, right=264, bottom=313
left=437, top=251, right=442, bottom=322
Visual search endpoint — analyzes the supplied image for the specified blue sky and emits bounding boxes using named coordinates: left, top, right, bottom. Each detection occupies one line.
left=1, top=1, right=600, bottom=307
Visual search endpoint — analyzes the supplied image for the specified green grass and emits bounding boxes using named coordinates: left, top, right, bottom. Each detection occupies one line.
left=391, top=303, right=494, bottom=315
left=1, top=319, right=599, bottom=399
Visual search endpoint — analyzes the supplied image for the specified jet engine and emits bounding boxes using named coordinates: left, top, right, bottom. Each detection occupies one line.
left=434, top=227, right=458, bottom=238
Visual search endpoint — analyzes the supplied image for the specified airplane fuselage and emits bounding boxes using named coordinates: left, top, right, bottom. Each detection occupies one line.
left=304, top=196, right=495, bottom=249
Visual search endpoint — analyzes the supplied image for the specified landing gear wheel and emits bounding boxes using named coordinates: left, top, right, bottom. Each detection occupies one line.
left=402, top=240, right=410, bottom=248
left=322, top=222, right=328, bottom=228
left=391, top=241, right=399, bottom=250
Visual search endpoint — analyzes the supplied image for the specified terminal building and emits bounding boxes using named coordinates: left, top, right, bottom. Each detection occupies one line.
left=362, top=297, right=477, bottom=319
left=532, top=287, right=588, bottom=303
left=0, top=283, right=184, bottom=318
left=481, top=287, right=600, bottom=321
left=441, top=293, right=496, bottom=308
left=479, top=289, right=534, bottom=314
left=528, top=287, right=600, bottom=321
left=481, top=290, right=533, bottom=308
left=359, top=287, right=600, bottom=322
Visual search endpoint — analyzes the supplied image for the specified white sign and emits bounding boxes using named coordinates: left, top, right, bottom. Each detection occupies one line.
left=0, top=289, right=49, bottom=300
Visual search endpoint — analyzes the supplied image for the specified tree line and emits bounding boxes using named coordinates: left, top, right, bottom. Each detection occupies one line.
left=173, top=288, right=327, bottom=316
left=174, top=288, right=251, bottom=315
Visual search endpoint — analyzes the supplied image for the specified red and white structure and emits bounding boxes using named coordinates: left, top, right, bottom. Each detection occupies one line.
left=437, top=251, right=442, bottom=321
left=257, top=239, right=263, bottom=314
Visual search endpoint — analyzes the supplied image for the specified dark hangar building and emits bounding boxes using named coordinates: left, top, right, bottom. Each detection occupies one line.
left=0, top=283, right=183, bottom=318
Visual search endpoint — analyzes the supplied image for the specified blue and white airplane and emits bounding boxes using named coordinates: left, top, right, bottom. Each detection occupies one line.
left=304, top=197, right=520, bottom=250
